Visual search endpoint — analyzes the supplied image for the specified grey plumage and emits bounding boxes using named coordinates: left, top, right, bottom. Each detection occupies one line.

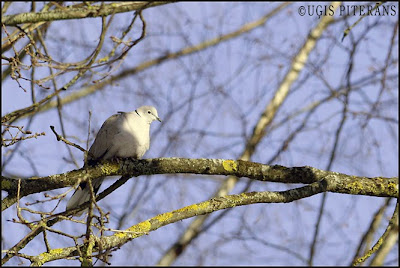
left=66, top=105, right=161, bottom=216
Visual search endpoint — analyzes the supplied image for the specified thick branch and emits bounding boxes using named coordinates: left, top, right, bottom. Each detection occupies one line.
left=2, top=2, right=174, bottom=26
left=2, top=158, right=398, bottom=211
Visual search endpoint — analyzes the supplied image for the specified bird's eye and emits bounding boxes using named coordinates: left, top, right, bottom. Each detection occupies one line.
left=148, top=111, right=151, bottom=114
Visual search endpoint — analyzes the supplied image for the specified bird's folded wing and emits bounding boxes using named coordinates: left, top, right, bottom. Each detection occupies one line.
left=88, top=113, right=122, bottom=161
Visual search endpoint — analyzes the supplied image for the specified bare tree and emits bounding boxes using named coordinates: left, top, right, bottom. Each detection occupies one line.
left=2, top=2, right=398, bottom=266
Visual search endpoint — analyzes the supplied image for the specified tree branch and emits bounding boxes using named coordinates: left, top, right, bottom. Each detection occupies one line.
left=351, top=202, right=399, bottom=266
left=2, top=1, right=174, bottom=26
left=2, top=158, right=398, bottom=211
left=21, top=180, right=330, bottom=265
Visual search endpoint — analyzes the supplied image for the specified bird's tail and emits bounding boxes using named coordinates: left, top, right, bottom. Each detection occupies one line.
left=66, top=178, right=104, bottom=216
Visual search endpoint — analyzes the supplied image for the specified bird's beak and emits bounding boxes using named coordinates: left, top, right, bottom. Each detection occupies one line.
left=156, top=116, right=162, bottom=122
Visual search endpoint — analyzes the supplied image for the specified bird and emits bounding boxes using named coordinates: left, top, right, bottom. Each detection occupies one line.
left=66, top=105, right=161, bottom=216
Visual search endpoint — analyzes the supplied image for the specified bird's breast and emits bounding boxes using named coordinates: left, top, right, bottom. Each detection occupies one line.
left=116, top=116, right=150, bottom=158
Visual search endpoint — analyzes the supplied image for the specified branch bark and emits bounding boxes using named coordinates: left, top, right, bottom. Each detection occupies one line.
left=2, top=1, right=174, bottom=26
left=2, top=157, right=398, bottom=211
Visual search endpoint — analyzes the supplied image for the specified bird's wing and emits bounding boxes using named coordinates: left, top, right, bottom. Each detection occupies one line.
left=88, top=113, right=122, bottom=161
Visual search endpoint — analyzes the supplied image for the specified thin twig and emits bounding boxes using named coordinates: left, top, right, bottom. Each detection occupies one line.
left=49, top=125, right=88, bottom=155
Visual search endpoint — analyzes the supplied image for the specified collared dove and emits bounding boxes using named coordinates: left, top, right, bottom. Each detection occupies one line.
left=66, top=105, right=161, bottom=216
